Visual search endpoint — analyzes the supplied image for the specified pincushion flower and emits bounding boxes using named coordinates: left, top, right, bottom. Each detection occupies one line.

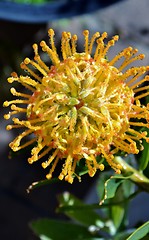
left=3, top=29, right=149, bottom=183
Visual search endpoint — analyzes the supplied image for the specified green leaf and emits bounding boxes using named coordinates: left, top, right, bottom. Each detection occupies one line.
left=99, top=174, right=133, bottom=205
left=109, top=185, right=127, bottom=231
left=72, top=238, right=104, bottom=240
left=111, top=179, right=135, bottom=230
left=113, top=229, right=135, bottom=240
left=110, top=204, right=124, bottom=230
left=139, top=138, right=149, bottom=171
left=98, top=173, right=136, bottom=232
left=126, top=221, right=149, bottom=240
left=137, top=127, right=149, bottom=171
left=30, top=218, right=100, bottom=240
left=57, top=192, right=105, bottom=228
left=122, top=179, right=135, bottom=198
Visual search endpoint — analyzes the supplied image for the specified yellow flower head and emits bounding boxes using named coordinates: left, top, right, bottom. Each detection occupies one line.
left=4, top=29, right=149, bottom=183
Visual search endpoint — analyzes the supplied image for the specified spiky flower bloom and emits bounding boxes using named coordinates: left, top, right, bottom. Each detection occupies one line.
left=3, top=29, right=149, bottom=183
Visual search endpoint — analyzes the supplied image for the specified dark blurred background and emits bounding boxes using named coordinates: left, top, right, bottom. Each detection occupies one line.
left=1, top=0, right=149, bottom=239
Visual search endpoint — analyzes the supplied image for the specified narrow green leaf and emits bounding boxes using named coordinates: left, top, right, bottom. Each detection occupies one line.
left=113, top=229, right=135, bottom=240
left=82, top=238, right=104, bottom=240
left=110, top=204, right=125, bottom=230
left=57, top=192, right=105, bottom=228
left=30, top=218, right=100, bottom=240
left=112, top=179, right=135, bottom=229
left=126, top=221, right=149, bottom=240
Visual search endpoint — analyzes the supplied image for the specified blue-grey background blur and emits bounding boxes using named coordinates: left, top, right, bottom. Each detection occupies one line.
left=0, top=0, right=149, bottom=239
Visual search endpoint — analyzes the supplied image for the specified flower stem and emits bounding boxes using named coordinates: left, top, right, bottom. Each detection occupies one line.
left=114, top=156, right=149, bottom=192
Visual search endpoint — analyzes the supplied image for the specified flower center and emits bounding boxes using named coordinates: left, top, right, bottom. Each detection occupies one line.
left=75, top=99, right=84, bottom=110
left=27, top=54, right=134, bottom=159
